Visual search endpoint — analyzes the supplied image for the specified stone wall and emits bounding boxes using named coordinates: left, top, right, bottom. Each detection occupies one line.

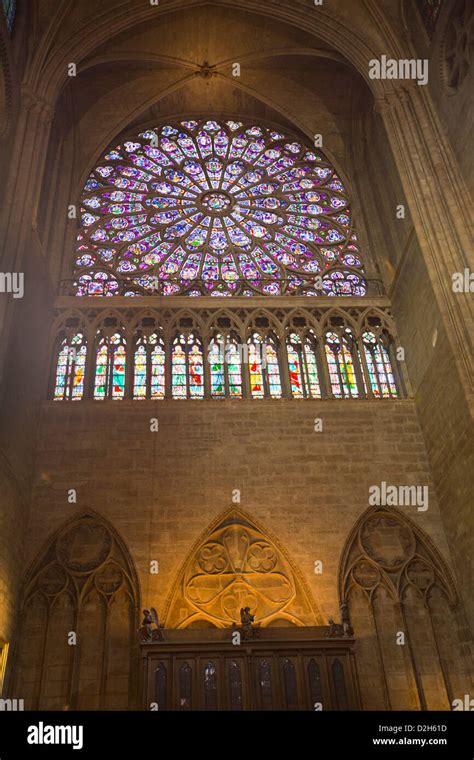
left=26, top=399, right=452, bottom=622
left=392, top=235, right=474, bottom=632
left=12, top=397, right=468, bottom=709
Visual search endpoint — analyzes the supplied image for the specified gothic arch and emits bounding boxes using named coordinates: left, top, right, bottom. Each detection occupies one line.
left=13, top=511, right=140, bottom=710
left=338, top=506, right=472, bottom=710
left=163, top=508, right=322, bottom=629
left=26, top=0, right=411, bottom=106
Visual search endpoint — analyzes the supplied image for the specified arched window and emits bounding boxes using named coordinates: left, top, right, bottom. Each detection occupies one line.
left=150, top=334, right=166, bottom=398
left=259, top=660, right=273, bottom=710
left=133, top=333, right=165, bottom=400
left=172, top=333, right=204, bottom=399
left=133, top=339, right=147, bottom=400
left=94, top=332, right=126, bottom=400
left=286, top=332, right=321, bottom=398
left=308, top=659, right=323, bottom=707
left=179, top=663, right=192, bottom=711
left=229, top=661, right=243, bottom=711
left=361, top=331, right=397, bottom=398
left=417, top=0, right=443, bottom=37
left=203, top=661, right=218, bottom=710
left=283, top=659, right=298, bottom=710
left=53, top=334, right=87, bottom=401
left=2, top=0, right=15, bottom=33
left=332, top=659, right=349, bottom=710
left=154, top=663, right=167, bottom=711
left=73, top=119, right=367, bottom=297
left=325, top=330, right=359, bottom=398
left=248, top=332, right=282, bottom=399
left=209, top=333, right=243, bottom=398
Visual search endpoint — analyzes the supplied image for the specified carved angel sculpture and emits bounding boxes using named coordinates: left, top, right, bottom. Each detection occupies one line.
left=139, top=607, right=163, bottom=642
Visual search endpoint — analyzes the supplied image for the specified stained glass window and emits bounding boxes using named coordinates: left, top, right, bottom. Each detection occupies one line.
left=325, top=330, right=359, bottom=398
left=2, top=0, right=15, bottom=33
left=259, top=660, right=273, bottom=710
left=417, top=0, right=443, bottom=37
left=209, top=336, right=225, bottom=397
left=362, top=331, right=397, bottom=398
left=53, top=334, right=87, bottom=401
left=172, top=333, right=204, bottom=399
left=154, top=663, right=167, bottom=711
left=111, top=335, right=126, bottom=400
left=73, top=119, right=366, bottom=297
left=203, top=661, right=218, bottom=710
left=133, top=333, right=165, bottom=399
left=209, top=333, right=242, bottom=398
left=229, top=661, right=243, bottom=711
left=94, top=332, right=126, bottom=400
left=266, top=341, right=282, bottom=398
left=332, top=659, right=349, bottom=710
left=308, top=659, right=323, bottom=707
left=287, top=332, right=321, bottom=398
left=248, top=334, right=265, bottom=398
left=248, top=332, right=282, bottom=398
left=150, top=334, right=166, bottom=399
left=179, top=663, right=192, bottom=710
left=283, top=659, right=298, bottom=711
left=133, top=339, right=147, bottom=400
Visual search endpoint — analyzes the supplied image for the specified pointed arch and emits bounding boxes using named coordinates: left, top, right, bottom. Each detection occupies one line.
left=338, top=506, right=470, bottom=710
left=163, top=507, right=322, bottom=628
left=13, top=511, right=140, bottom=710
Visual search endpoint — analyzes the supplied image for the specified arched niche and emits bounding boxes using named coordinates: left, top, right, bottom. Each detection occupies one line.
left=12, top=511, right=140, bottom=710
left=163, top=508, right=321, bottom=629
left=339, top=506, right=472, bottom=711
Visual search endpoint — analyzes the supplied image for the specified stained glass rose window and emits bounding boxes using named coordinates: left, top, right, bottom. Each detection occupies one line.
left=74, top=119, right=366, bottom=297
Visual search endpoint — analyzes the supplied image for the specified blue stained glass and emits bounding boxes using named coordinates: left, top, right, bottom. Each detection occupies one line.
left=2, top=0, right=15, bottom=33
left=74, top=119, right=367, bottom=297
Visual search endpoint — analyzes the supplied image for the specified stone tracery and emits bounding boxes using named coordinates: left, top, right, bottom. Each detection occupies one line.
left=164, top=510, right=319, bottom=628
left=74, top=119, right=366, bottom=298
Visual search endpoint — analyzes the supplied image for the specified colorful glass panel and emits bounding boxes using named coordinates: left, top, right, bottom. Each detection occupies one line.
left=94, top=342, right=108, bottom=400
left=133, top=343, right=147, bottom=399
left=172, top=340, right=187, bottom=399
left=74, top=119, right=366, bottom=297
left=111, top=336, right=126, bottom=400
left=325, top=332, right=359, bottom=398
left=72, top=345, right=87, bottom=400
left=54, top=335, right=86, bottom=401
left=287, top=339, right=304, bottom=398
left=209, top=337, right=225, bottom=397
left=265, top=342, right=282, bottom=398
left=226, top=340, right=243, bottom=398
left=188, top=339, right=204, bottom=398
left=249, top=336, right=264, bottom=398
left=362, top=331, right=397, bottom=398
left=150, top=336, right=166, bottom=399
left=54, top=342, right=69, bottom=400
left=304, top=342, right=321, bottom=398
left=287, top=334, right=321, bottom=399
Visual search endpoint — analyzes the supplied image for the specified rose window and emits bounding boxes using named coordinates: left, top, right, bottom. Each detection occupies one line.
left=74, top=119, right=367, bottom=297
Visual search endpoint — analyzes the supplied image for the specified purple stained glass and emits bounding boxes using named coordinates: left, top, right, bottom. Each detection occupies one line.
left=73, top=119, right=367, bottom=296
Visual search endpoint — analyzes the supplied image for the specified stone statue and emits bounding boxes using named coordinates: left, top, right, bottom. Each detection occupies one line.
left=340, top=602, right=354, bottom=637
left=327, top=602, right=354, bottom=638
left=327, top=618, right=344, bottom=638
left=139, top=608, right=164, bottom=642
left=239, top=606, right=259, bottom=639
